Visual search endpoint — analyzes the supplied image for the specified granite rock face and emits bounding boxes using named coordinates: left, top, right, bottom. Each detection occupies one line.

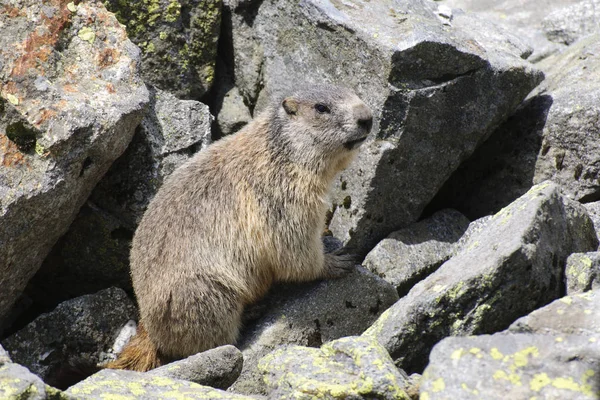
left=102, top=0, right=222, bottom=99
left=363, top=182, right=598, bottom=372
left=421, top=333, right=600, bottom=400
left=224, top=0, right=543, bottom=256
left=231, top=267, right=399, bottom=395
left=0, top=0, right=149, bottom=330
left=1, top=288, right=137, bottom=388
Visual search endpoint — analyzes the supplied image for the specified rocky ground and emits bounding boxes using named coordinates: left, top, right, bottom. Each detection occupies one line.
left=1, top=0, right=600, bottom=399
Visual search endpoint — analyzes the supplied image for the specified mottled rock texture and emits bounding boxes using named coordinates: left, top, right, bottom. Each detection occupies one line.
left=102, top=0, right=222, bottom=99
left=0, top=0, right=148, bottom=330
left=421, top=333, right=600, bottom=399
left=364, top=182, right=598, bottom=372
left=258, top=336, right=411, bottom=400
left=231, top=267, right=399, bottom=395
left=2, top=288, right=136, bottom=388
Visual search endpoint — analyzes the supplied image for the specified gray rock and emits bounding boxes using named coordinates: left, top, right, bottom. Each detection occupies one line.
left=231, top=266, right=399, bottom=395
left=438, top=0, right=580, bottom=61
left=0, top=345, right=10, bottom=365
left=0, top=0, right=148, bottom=331
left=421, top=333, right=600, bottom=400
left=543, top=0, right=600, bottom=45
left=428, top=33, right=600, bottom=219
left=363, top=182, right=598, bottom=372
left=90, top=86, right=214, bottom=227
left=0, top=363, right=59, bottom=400
left=225, top=0, right=543, bottom=257
left=453, top=215, right=493, bottom=254
left=102, top=0, right=222, bottom=99
left=424, top=95, right=551, bottom=220
left=363, top=209, right=470, bottom=296
left=584, top=201, right=600, bottom=239
left=215, top=85, right=252, bottom=136
left=1, top=288, right=137, bottom=388
left=258, top=336, right=411, bottom=400
left=566, top=253, right=600, bottom=294
left=147, top=345, right=242, bottom=389
left=26, top=88, right=212, bottom=307
left=66, top=369, right=258, bottom=399
left=532, top=34, right=600, bottom=201
left=510, top=290, right=600, bottom=336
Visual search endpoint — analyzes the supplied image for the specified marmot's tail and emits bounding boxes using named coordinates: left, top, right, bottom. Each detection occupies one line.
left=105, top=323, right=163, bottom=372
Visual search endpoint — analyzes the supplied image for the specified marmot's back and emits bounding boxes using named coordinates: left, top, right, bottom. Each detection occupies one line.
left=107, top=84, right=373, bottom=371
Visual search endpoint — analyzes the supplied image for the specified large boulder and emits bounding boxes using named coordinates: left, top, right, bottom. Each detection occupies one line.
left=0, top=0, right=148, bottom=330
left=102, top=0, right=222, bottom=99
left=224, top=0, right=543, bottom=256
left=25, top=87, right=213, bottom=307
left=421, top=333, right=600, bottom=399
left=231, top=266, right=399, bottom=395
left=363, top=182, right=598, bottom=372
left=258, top=336, right=412, bottom=400
left=1, top=288, right=137, bottom=388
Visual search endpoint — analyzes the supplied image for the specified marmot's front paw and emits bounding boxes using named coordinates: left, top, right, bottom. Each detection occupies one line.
left=324, top=251, right=357, bottom=278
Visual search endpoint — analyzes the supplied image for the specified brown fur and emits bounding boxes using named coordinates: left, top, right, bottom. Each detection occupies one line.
left=108, top=84, right=372, bottom=371
left=105, top=324, right=164, bottom=371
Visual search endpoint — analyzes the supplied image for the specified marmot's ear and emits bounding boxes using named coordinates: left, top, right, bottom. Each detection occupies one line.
left=282, top=98, right=298, bottom=116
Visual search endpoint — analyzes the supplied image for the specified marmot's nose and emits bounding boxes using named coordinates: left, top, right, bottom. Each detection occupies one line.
left=358, top=116, right=373, bottom=133
left=354, top=103, right=373, bottom=133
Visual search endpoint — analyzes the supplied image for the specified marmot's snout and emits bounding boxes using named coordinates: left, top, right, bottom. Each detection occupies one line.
left=344, top=101, right=373, bottom=150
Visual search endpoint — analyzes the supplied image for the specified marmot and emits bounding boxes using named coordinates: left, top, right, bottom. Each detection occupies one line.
left=107, top=84, right=373, bottom=371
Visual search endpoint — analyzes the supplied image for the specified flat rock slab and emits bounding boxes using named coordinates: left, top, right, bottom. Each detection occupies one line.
left=231, top=266, right=399, bottom=395
left=1, top=288, right=137, bottom=388
left=147, top=345, right=242, bottom=390
left=566, top=252, right=600, bottom=294
left=227, top=0, right=543, bottom=256
left=363, top=181, right=598, bottom=372
left=364, top=209, right=469, bottom=296
left=0, top=0, right=148, bottom=328
left=421, top=333, right=600, bottom=400
left=258, top=336, right=411, bottom=400
left=66, top=369, right=258, bottom=399
left=510, top=290, right=600, bottom=336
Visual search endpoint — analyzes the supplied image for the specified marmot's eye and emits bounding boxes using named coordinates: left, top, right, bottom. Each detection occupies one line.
left=314, top=103, right=330, bottom=114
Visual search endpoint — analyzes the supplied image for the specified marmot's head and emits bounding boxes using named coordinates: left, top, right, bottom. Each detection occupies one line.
left=271, top=84, right=373, bottom=174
